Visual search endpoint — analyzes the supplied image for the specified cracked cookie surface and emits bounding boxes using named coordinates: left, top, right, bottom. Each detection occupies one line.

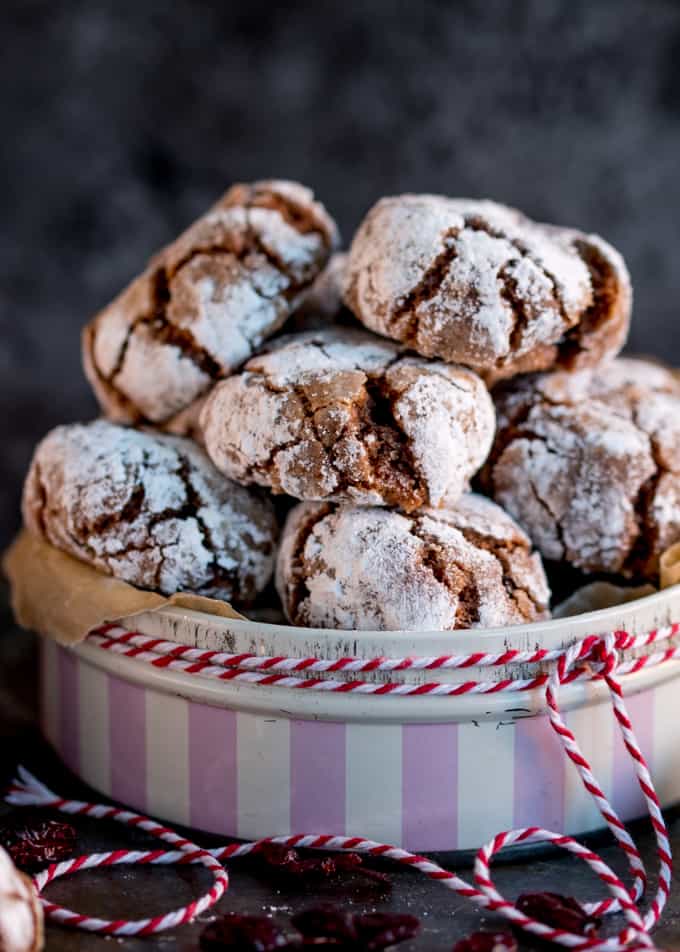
left=486, top=358, right=680, bottom=578
left=199, top=327, right=496, bottom=511
left=344, top=195, right=631, bottom=382
left=22, top=420, right=278, bottom=603
left=82, top=180, right=338, bottom=428
left=276, top=495, right=550, bottom=631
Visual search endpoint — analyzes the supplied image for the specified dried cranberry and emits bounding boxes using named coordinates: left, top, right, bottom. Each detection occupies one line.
left=452, top=931, right=518, bottom=952
left=516, top=892, right=600, bottom=935
left=0, top=816, right=77, bottom=869
left=329, top=853, right=391, bottom=885
left=200, top=913, right=289, bottom=951
left=354, top=912, right=421, bottom=949
left=258, top=843, right=302, bottom=869
left=254, top=843, right=390, bottom=885
left=292, top=904, right=358, bottom=943
left=330, top=853, right=363, bottom=873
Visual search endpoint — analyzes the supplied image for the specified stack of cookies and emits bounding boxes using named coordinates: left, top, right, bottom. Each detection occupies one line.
left=21, top=180, right=680, bottom=632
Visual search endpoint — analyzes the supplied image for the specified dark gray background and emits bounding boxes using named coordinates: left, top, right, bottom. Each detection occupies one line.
left=2, top=0, right=680, bottom=547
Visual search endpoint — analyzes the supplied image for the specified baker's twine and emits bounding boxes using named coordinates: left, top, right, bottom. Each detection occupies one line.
left=86, top=621, right=680, bottom=696
left=6, top=767, right=230, bottom=937
left=5, top=625, right=677, bottom=947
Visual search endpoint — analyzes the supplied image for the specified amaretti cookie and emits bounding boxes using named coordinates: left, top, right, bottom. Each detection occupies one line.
left=276, top=495, right=550, bottom=631
left=485, top=358, right=680, bottom=578
left=344, top=195, right=631, bottom=382
left=83, top=180, right=338, bottom=428
left=22, top=420, right=277, bottom=604
left=200, top=327, right=495, bottom=511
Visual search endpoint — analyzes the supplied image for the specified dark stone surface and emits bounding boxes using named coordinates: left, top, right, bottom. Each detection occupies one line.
left=3, top=590, right=680, bottom=951
left=2, top=0, right=680, bottom=548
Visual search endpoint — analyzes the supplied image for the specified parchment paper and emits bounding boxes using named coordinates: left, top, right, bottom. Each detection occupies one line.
left=5, top=529, right=680, bottom=646
left=2, top=529, right=245, bottom=646
left=660, top=541, right=680, bottom=590
left=552, top=581, right=656, bottom=619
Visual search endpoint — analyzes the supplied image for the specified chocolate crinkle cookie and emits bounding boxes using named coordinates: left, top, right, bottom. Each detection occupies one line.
left=344, top=195, right=631, bottom=382
left=485, top=357, right=680, bottom=579
left=83, top=180, right=338, bottom=429
left=200, top=327, right=496, bottom=511
left=22, top=420, right=277, bottom=604
left=276, top=495, right=550, bottom=631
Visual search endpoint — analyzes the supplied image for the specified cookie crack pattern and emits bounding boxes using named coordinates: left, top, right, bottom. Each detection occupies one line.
left=406, top=517, right=481, bottom=628
left=462, top=214, right=571, bottom=331
left=238, top=183, right=335, bottom=245
left=388, top=227, right=461, bottom=343
left=558, top=237, right=620, bottom=365
left=91, top=185, right=334, bottom=424
left=627, top=408, right=669, bottom=577
left=244, top=210, right=299, bottom=295
left=78, top=454, right=237, bottom=596
left=253, top=359, right=428, bottom=509
left=525, top=456, right=568, bottom=560
left=487, top=428, right=569, bottom=565
left=238, top=182, right=335, bottom=298
left=497, top=258, right=533, bottom=361
left=106, top=242, right=278, bottom=396
left=453, top=523, right=545, bottom=617
left=481, top=410, right=530, bottom=486
left=286, top=504, right=334, bottom=623
left=175, top=457, right=243, bottom=598
left=357, top=375, right=427, bottom=510
left=628, top=467, right=663, bottom=577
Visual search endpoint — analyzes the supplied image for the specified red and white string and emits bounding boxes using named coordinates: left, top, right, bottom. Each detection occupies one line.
left=7, top=767, right=229, bottom=936
left=86, top=621, right=680, bottom=697
left=6, top=623, right=678, bottom=948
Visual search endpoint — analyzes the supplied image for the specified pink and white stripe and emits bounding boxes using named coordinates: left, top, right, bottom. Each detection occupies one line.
left=43, top=642, right=679, bottom=851
left=9, top=637, right=670, bottom=948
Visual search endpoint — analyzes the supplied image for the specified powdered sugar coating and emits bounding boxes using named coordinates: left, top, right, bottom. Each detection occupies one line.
left=344, top=195, right=631, bottom=381
left=276, top=495, right=550, bottom=631
left=22, top=420, right=277, bottom=603
left=487, top=357, right=680, bottom=578
left=200, top=327, right=496, bottom=511
left=83, top=180, right=338, bottom=426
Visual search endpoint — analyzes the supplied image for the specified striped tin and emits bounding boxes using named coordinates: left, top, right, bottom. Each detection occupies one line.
left=40, top=586, right=680, bottom=853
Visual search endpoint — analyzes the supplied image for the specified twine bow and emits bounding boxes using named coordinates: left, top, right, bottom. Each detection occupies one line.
left=5, top=625, right=677, bottom=947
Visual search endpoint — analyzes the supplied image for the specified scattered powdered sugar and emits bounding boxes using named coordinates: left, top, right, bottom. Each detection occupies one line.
left=22, top=420, right=277, bottom=604
left=276, top=496, right=549, bottom=631
left=200, top=326, right=496, bottom=510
